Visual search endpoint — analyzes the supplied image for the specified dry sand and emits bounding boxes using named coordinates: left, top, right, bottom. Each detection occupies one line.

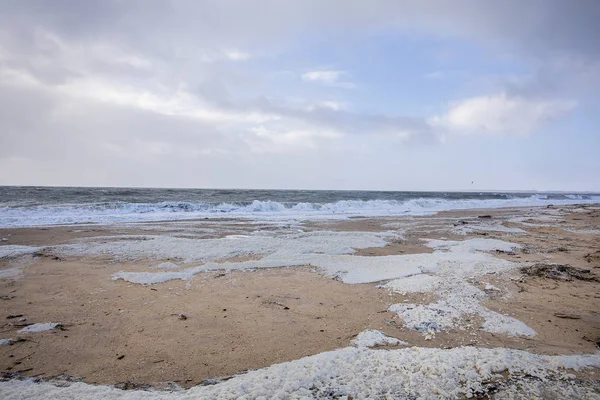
left=0, top=204, right=599, bottom=388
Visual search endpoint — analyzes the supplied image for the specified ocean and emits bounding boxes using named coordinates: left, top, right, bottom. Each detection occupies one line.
left=0, top=186, right=598, bottom=228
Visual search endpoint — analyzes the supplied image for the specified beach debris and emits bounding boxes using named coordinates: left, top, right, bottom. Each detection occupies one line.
left=0, top=238, right=8, bottom=242
left=553, top=313, right=581, bottom=319
left=520, top=263, right=597, bottom=282
left=582, top=336, right=600, bottom=348
left=171, top=313, right=187, bottom=320
left=495, top=249, right=516, bottom=256
left=584, top=250, right=600, bottom=264
left=32, top=250, right=63, bottom=261
left=117, top=355, right=125, bottom=360
left=114, top=381, right=150, bottom=390
left=261, top=299, right=290, bottom=310
left=6, top=315, right=23, bottom=319
left=478, top=215, right=492, bottom=219
left=200, top=375, right=235, bottom=386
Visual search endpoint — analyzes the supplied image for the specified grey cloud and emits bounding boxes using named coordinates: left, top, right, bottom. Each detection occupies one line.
left=0, top=0, right=598, bottom=189
left=2, top=1, right=599, bottom=61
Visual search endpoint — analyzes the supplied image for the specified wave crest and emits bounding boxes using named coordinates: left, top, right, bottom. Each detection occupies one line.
left=0, top=194, right=599, bottom=227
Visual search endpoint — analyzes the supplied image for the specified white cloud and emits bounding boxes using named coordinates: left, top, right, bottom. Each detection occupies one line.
left=430, top=93, right=576, bottom=135
left=225, top=50, right=251, bottom=61
left=301, top=70, right=356, bottom=88
left=305, top=101, right=346, bottom=111
left=246, top=125, right=341, bottom=153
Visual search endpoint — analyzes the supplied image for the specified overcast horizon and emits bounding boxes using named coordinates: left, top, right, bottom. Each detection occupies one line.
left=1, top=1, right=599, bottom=191
left=2, top=184, right=600, bottom=195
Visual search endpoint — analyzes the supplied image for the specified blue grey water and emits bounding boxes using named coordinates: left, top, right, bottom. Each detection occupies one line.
left=0, top=186, right=598, bottom=228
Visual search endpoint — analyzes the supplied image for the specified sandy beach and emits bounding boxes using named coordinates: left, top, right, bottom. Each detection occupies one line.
left=0, top=204, right=599, bottom=397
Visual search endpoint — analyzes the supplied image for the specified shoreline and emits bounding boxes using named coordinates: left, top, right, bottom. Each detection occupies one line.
left=0, top=204, right=599, bottom=396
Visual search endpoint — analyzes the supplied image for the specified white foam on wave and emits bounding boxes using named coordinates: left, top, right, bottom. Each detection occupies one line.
left=0, top=346, right=598, bottom=399
left=2, top=195, right=599, bottom=227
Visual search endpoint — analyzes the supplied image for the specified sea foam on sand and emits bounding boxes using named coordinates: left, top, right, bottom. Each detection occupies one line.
left=0, top=245, right=41, bottom=259
left=18, top=323, right=61, bottom=333
left=66, top=231, right=535, bottom=337
left=0, top=346, right=598, bottom=399
left=107, top=235, right=519, bottom=286
left=15, top=230, right=536, bottom=338
left=352, top=329, right=408, bottom=348
left=384, top=238, right=535, bottom=337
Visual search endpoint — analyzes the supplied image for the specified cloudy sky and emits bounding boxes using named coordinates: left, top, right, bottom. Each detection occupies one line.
left=0, top=1, right=599, bottom=191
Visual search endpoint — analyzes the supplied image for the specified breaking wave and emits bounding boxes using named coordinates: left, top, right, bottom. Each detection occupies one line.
left=1, top=195, right=599, bottom=227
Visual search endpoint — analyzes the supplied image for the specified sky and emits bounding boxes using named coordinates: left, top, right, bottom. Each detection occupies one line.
left=0, top=1, right=599, bottom=191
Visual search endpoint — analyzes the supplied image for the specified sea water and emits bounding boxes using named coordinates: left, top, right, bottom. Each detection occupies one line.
left=0, top=186, right=598, bottom=227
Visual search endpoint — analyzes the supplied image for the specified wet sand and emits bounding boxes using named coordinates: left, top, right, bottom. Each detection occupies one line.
left=0, top=204, right=599, bottom=388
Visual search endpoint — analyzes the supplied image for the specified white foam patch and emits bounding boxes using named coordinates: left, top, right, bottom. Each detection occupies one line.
left=0, top=347, right=598, bottom=399
left=390, top=284, right=535, bottom=338
left=379, top=274, right=441, bottom=294
left=425, top=237, right=519, bottom=254
left=383, top=238, right=535, bottom=337
left=507, top=209, right=572, bottom=229
left=18, top=323, right=60, bottom=333
left=452, top=221, right=527, bottom=235
left=109, top=237, right=520, bottom=286
left=113, top=270, right=196, bottom=285
left=563, top=228, right=600, bottom=235
left=0, top=267, right=23, bottom=279
left=61, top=231, right=392, bottom=264
left=153, top=262, right=181, bottom=270
left=352, top=329, right=407, bottom=348
left=111, top=252, right=426, bottom=285
left=389, top=303, right=459, bottom=334
left=0, top=245, right=40, bottom=259
left=111, top=236, right=534, bottom=338
left=481, top=313, right=537, bottom=337
left=61, top=231, right=533, bottom=338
